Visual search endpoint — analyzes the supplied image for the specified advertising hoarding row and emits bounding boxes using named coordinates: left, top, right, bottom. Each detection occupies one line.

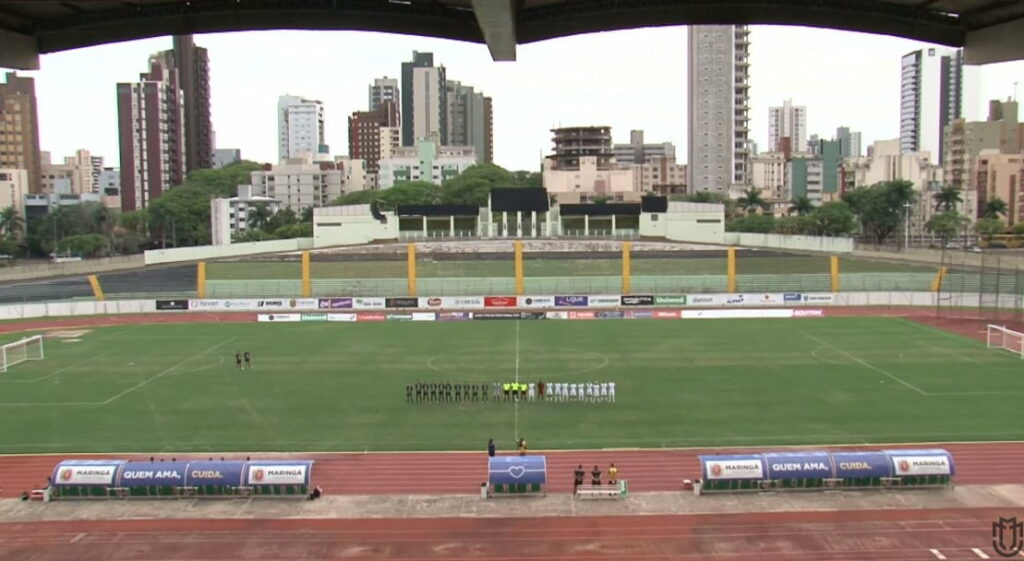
left=51, top=459, right=313, bottom=488
left=699, top=449, right=954, bottom=481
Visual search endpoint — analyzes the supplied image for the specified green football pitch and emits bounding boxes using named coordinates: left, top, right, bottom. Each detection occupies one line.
left=0, top=317, right=1020, bottom=454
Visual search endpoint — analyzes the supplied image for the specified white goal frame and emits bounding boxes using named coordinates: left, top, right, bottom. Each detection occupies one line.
left=986, top=324, right=1024, bottom=359
left=0, top=335, right=45, bottom=373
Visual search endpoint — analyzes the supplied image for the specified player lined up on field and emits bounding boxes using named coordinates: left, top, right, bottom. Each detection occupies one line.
left=406, top=381, right=615, bottom=403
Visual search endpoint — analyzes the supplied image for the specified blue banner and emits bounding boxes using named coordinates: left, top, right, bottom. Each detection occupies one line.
left=764, top=452, right=833, bottom=479
left=117, top=461, right=189, bottom=487
left=554, top=295, right=588, bottom=307
left=832, top=452, right=892, bottom=479
left=783, top=293, right=802, bottom=302
left=488, top=456, right=547, bottom=485
left=184, top=461, right=246, bottom=487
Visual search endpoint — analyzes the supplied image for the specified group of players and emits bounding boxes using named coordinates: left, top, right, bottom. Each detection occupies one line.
left=406, top=380, right=616, bottom=403
left=234, top=350, right=254, bottom=370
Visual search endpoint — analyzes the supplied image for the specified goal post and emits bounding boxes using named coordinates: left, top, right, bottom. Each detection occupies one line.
left=986, top=324, right=1024, bottom=359
left=0, top=335, right=44, bottom=373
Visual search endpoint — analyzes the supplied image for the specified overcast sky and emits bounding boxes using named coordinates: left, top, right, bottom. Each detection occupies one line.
left=5, top=25, right=1023, bottom=171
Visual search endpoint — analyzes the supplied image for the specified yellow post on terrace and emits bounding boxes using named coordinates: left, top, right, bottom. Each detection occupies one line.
left=87, top=274, right=105, bottom=301
left=726, top=247, right=737, bottom=293
left=514, top=240, right=525, bottom=295
left=622, top=241, right=632, bottom=294
left=407, top=243, right=417, bottom=297
left=931, top=266, right=948, bottom=292
left=301, top=251, right=311, bottom=298
left=196, top=262, right=206, bottom=299
left=830, top=255, right=840, bottom=293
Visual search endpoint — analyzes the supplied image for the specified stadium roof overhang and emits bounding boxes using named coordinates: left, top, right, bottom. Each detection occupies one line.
left=1, top=0, right=1022, bottom=70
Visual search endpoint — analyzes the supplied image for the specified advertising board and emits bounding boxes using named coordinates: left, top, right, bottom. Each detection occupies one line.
left=257, top=313, right=301, bottom=322
left=700, top=455, right=765, bottom=480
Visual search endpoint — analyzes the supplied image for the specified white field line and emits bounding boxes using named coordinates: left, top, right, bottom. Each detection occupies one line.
left=971, top=547, right=991, bottom=559
left=101, top=337, right=237, bottom=405
left=514, top=320, right=520, bottom=443
left=0, top=354, right=104, bottom=383
left=0, top=337, right=236, bottom=407
left=802, top=332, right=929, bottom=396
left=929, top=549, right=946, bottom=560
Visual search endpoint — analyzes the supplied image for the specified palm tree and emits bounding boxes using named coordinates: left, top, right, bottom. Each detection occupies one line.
left=0, top=207, right=25, bottom=238
left=788, top=196, right=813, bottom=216
left=247, top=205, right=272, bottom=231
left=736, top=188, right=769, bottom=215
left=982, top=197, right=1009, bottom=219
left=933, top=186, right=963, bottom=212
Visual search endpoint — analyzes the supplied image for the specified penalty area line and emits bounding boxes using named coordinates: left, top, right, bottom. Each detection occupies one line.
left=101, top=336, right=238, bottom=405
left=802, top=332, right=929, bottom=396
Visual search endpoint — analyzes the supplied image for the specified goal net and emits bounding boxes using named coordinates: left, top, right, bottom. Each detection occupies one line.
left=986, top=325, right=1024, bottom=358
left=0, top=335, right=45, bottom=373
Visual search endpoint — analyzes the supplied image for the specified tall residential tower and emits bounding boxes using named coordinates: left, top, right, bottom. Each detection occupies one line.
left=687, top=25, right=751, bottom=193
left=401, top=51, right=446, bottom=146
left=900, top=47, right=963, bottom=164
left=768, top=99, right=806, bottom=153
left=0, top=72, right=41, bottom=194
left=278, top=95, right=326, bottom=161
left=153, top=35, right=213, bottom=172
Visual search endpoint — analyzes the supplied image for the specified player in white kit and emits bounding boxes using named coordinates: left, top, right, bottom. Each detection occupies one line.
left=527, top=382, right=536, bottom=401
left=609, top=381, right=616, bottom=403
left=569, top=383, right=578, bottom=400
left=600, top=382, right=609, bottom=401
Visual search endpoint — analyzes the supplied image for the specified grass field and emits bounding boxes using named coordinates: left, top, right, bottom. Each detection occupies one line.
left=206, top=256, right=934, bottom=280
left=0, top=317, right=1019, bottom=454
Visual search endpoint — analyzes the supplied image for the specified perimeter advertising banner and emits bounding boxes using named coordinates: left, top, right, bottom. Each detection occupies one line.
left=620, top=295, right=654, bottom=306
left=888, top=451, right=955, bottom=476
left=554, top=295, right=588, bottom=307
left=353, top=297, right=386, bottom=310
left=326, top=313, right=357, bottom=322
left=654, top=296, right=687, bottom=305
left=318, top=298, right=353, bottom=309
left=831, top=452, right=892, bottom=479
left=385, top=297, right=418, bottom=308
left=185, top=461, right=246, bottom=487
left=257, top=313, right=301, bottom=322
left=700, top=455, right=766, bottom=480
left=518, top=296, right=554, bottom=308
left=764, top=453, right=833, bottom=480
left=155, top=300, right=189, bottom=310
left=484, top=296, right=517, bottom=308
left=51, top=460, right=126, bottom=486
left=245, top=462, right=312, bottom=486
left=117, top=462, right=189, bottom=487
left=587, top=295, right=622, bottom=308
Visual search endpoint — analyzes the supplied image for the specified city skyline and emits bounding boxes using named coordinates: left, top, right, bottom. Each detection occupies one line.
left=8, top=25, right=1023, bottom=173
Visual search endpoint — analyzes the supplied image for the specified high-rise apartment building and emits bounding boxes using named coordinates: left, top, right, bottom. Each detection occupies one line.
left=900, top=47, right=963, bottom=164
left=117, top=56, right=186, bottom=210
left=154, top=36, right=213, bottom=172
left=401, top=51, right=446, bottom=146
left=768, top=99, right=807, bottom=153
left=348, top=100, right=400, bottom=177
left=0, top=72, right=42, bottom=194
left=278, top=95, right=326, bottom=161
left=444, top=80, right=493, bottom=164
left=369, top=77, right=400, bottom=119
left=687, top=25, right=751, bottom=193
left=836, top=126, right=862, bottom=158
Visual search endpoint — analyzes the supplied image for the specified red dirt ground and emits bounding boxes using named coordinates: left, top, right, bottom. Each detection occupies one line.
left=1, top=308, right=1022, bottom=560
left=0, top=508, right=1016, bottom=560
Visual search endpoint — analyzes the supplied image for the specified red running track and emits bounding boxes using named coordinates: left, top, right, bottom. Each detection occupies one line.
left=0, top=508, right=1017, bottom=560
left=2, top=442, right=1023, bottom=498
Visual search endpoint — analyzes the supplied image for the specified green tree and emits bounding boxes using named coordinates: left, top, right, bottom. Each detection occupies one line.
left=772, top=215, right=802, bottom=235
left=56, top=233, right=108, bottom=257
left=788, top=196, right=814, bottom=216
left=727, top=214, right=775, bottom=233
left=300, top=206, right=314, bottom=223
left=1012, top=223, right=1024, bottom=236
left=247, top=205, right=273, bottom=231
left=510, top=170, right=542, bottom=187
left=736, top=188, right=770, bottom=215
left=0, top=207, right=25, bottom=238
left=974, top=217, right=1006, bottom=242
left=982, top=197, right=1009, bottom=219
left=926, top=211, right=969, bottom=244
left=232, top=228, right=276, bottom=243
left=807, top=201, right=857, bottom=237
left=180, top=161, right=263, bottom=198
left=842, top=180, right=916, bottom=246
left=932, top=186, right=963, bottom=212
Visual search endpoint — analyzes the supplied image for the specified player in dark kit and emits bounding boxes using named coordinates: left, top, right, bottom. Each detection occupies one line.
left=406, top=384, right=412, bottom=403
left=244, top=351, right=252, bottom=369
left=235, top=351, right=242, bottom=370
left=472, top=384, right=479, bottom=401
left=445, top=383, right=453, bottom=403
left=430, top=383, right=437, bottom=402
left=455, top=383, right=462, bottom=402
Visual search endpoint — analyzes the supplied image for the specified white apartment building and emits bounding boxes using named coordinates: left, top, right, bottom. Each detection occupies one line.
left=412, top=66, right=444, bottom=144
left=97, top=167, right=120, bottom=198
left=245, top=155, right=367, bottom=211
left=751, top=152, right=789, bottom=203
left=0, top=168, right=28, bottom=226
left=543, top=156, right=637, bottom=203
left=210, top=186, right=282, bottom=246
left=768, top=99, right=807, bottom=153
left=378, top=137, right=475, bottom=189
left=687, top=25, right=751, bottom=192
left=278, top=95, right=326, bottom=162
left=845, top=138, right=946, bottom=233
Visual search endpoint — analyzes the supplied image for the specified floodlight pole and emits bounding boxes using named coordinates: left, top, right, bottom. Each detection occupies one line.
left=904, top=203, right=912, bottom=251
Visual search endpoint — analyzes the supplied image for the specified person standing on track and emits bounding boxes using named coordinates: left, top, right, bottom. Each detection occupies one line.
left=488, top=438, right=496, bottom=457
left=608, top=463, right=618, bottom=485
left=591, top=465, right=602, bottom=486
left=574, top=465, right=585, bottom=494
